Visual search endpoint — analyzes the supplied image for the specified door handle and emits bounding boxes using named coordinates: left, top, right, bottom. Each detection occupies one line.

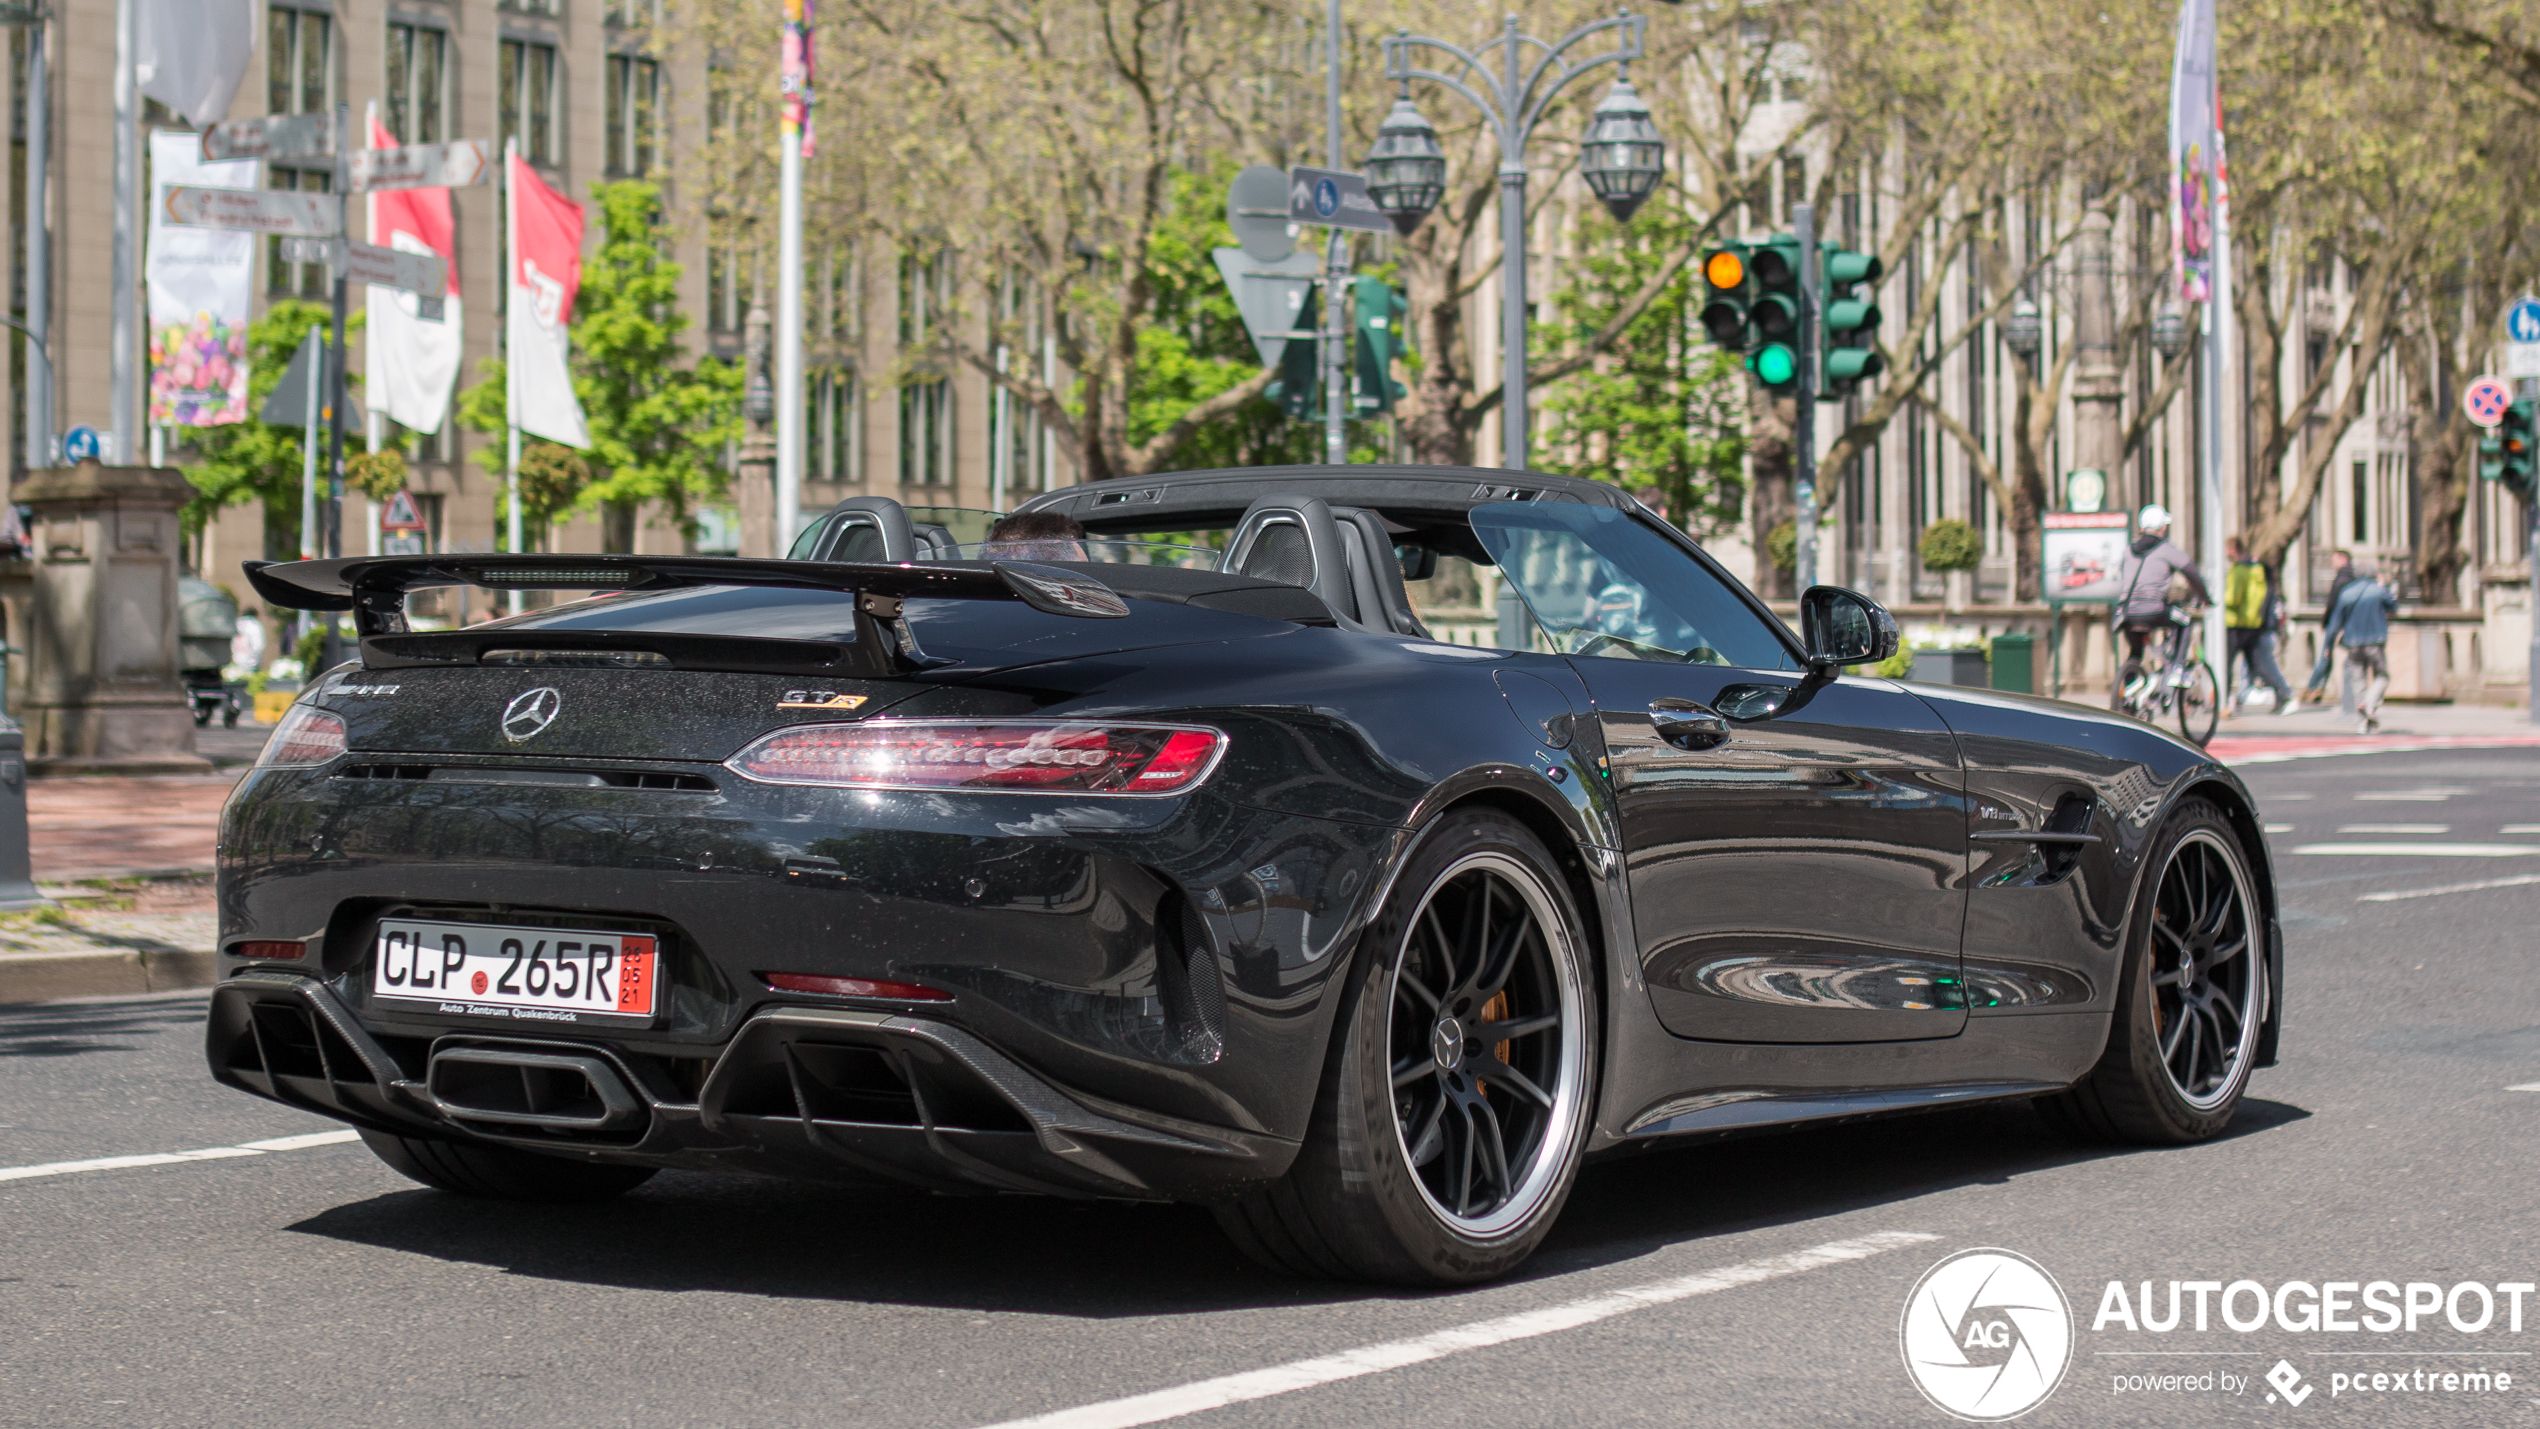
left=1648, top=699, right=1728, bottom=751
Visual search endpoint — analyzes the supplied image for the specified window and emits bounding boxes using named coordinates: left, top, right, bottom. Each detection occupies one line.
left=268, top=7, right=332, bottom=119
left=385, top=24, right=446, bottom=145
left=499, top=40, right=558, bottom=166
left=1472, top=502, right=1793, bottom=670
left=266, top=168, right=332, bottom=297
left=2352, top=459, right=2369, bottom=543
left=605, top=56, right=659, bottom=176
left=812, top=369, right=859, bottom=484
left=606, top=0, right=664, bottom=25
left=899, top=255, right=953, bottom=487
left=498, top=0, right=562, bottom=15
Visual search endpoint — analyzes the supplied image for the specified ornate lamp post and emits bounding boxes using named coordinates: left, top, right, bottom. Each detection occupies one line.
left=2151, top=305, right=2191, bottom=361
left=2004, top=298, right=2043, bottom=367
left=1372, top=11, right=1656, bottom=469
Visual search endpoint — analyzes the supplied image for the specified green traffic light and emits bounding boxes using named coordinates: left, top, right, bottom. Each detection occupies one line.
left=1750, top=344, right=1796, bottom=386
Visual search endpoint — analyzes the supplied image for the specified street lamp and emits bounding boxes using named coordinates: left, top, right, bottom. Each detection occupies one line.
left=2151, top=305, right=2190, bottom=361
left=1377, top=11, right=1654, bottom=470
left=1365, top=93, right=1448, bottom=235
left=2004, top=298, right=2042, bottom=366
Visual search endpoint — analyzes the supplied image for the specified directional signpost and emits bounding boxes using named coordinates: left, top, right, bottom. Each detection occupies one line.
left=162, top=185, right=337, bottom=237
left=349, top=139, right=491, bottom=194
left=1286, top=166, right=1393, bottom=233
left=201, top=112, right=332, bottom=164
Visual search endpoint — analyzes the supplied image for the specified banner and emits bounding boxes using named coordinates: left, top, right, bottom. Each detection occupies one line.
left=782, top=0, right=816, bottom=155
left=2168, top=0, right=2222, bottom=307
left=506, top=151, right=590, bottom=449
left=365, top=112, right=464, bottom=435
left=136, top=0, right=254, bottom=129
left=146, top=128, right=259, bottom=427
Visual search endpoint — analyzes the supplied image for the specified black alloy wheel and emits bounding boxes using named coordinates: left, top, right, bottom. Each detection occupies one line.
left=2040, top=799, right=2264, bottom=1142
left=1214, top=811, right=1596, bottom=1284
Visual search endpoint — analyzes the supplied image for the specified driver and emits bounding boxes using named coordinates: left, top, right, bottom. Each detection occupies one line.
left=978, top=511, right=1089, bottom=562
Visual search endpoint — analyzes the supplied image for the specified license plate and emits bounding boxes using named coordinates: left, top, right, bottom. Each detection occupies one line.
left=371, top=918, right=659, bottom=1025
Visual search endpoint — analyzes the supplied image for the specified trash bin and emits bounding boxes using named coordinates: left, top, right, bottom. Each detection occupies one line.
left=1911, top=648, right=1990, bottom=687
left=0, top=717, right=44, bottom=908
left=1990, top=632, right=2036, bottom=694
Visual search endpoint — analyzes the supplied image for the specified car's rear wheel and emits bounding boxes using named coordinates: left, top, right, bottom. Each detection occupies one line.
left=359, top=1129, right=658, bottom=1202
left=1214, top=811, right=1596, bottom=1284
left=2040, top=798, right=2263, bottom=1142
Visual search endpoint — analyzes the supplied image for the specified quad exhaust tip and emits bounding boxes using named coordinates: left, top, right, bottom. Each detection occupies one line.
left=425, top=1044, right=648, bottom=1135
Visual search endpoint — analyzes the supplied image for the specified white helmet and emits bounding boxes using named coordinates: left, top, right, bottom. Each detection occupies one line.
left=2138, top=503, right=2173, bottom=532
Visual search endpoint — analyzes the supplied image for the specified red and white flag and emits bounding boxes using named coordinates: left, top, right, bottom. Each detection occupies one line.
left=507, top=150, right=590, bottom=449
left=365, top=111, right=463, bottom=435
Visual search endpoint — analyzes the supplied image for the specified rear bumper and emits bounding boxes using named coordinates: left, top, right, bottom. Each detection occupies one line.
left=207, top=972, right=1292, bottom=1199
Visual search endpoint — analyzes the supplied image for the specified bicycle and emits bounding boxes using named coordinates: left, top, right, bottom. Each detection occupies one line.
left=2113, top=604, right=2220, bottom=747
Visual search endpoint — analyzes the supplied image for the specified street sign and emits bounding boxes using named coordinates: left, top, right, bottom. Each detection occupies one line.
left=349, top=139, right=492, bottom=193
left=61, top=426, right=100, bottom=464
left=2507, top=297, right=2540, bottom=344
left=380, top=490, right=426, bottom=532
left=2040, top=510, right=2134, bottom=605
left=1286, top=166, right=1392, bottom=233
left=345, top=241, right=446, bottom=298
left=163, top=185, right=337, bottom=237
left=1210, top=247, right=1321, bottom=367
left=1227, top=164, right=1297, bottom=263
left=259, top=331, right=331, bottom=428
left=202, top=112, right=332, bottom=164
left=2466, top=375, right=2514, bottom=428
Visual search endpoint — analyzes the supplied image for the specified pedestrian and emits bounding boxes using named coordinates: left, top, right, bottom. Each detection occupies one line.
left=2223, top=536, right=2293, bottom=714
left=2110, top=504, right=2211, bottom=708
left=2320, top=562, right=2399, bottom=733
left=2302, top=548, right=2356, bottom=704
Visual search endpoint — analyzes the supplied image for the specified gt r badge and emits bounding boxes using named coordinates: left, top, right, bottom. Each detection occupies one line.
left=778, top=691, right=868, bottom=711
left=501, top=687, right=563, bottom=742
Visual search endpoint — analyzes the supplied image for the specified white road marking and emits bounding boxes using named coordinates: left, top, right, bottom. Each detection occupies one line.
left=2337, top=824, right=2451, bottom=834
left=970, top=1231, right=1939, bottom=1429
left=2293, top=844, right=2540, bottom=858
left=2503, top=825, right=2540, bottom=835
left=0, top=1129, right=359, bottom=1184
left=2509, top=1084, right=2540, bottom=1092
left=2354, top=789, right=2468, bottom=802
left=2359, top=874, right=2540, bottom=903
left=2265, top=824, right=2295, bottom=834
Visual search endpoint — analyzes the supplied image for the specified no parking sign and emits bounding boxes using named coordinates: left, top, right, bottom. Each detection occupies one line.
left=2465, top=375, right=2514, bottom=428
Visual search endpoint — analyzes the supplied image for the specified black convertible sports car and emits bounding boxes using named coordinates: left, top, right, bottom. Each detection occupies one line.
left=211, top=465, right=2279, bottom=1284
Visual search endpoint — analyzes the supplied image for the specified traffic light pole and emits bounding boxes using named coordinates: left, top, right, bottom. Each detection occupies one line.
left=1792, top=204, right=1818, bottom=594
left=2525, top=374, right=2538, bottom=726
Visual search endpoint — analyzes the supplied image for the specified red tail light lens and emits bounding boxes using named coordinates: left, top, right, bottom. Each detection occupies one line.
left=762, top=972, right=952, bottom=1001
left=259, top=706, right=347, bottom=768
left=728, top=720, right=1227, bottom=795
left=232, top=940, right=306, bottom=961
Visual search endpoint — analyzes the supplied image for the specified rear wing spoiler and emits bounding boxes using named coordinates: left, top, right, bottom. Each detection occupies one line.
left=242, top=553, right=1130, bottom=676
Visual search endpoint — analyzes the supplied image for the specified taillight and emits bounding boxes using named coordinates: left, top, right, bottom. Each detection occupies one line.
left=727, top=720, right=1226, bottom=795
left=232, top=940, right=307, bottom=960
left=259, top=706, right=347, bottom=768
left=761, top=972, right=952, bottom=1001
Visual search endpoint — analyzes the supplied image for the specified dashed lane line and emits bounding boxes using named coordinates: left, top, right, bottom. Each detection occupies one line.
left=0, top=1129, right=360, bottom=1184
left=2292, top=844, right=2540, bottom=858
left=968, top=1231, right=1940, bottom=1429
left=2358, top=873, right=2540, bottom=903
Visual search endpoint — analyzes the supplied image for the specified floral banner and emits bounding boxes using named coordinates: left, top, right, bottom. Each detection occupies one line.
left=146, top=128, right=259, bottom=426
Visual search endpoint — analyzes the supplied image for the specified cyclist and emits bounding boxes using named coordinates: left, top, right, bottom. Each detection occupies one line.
left=2111, top=504, right=2211, bottom=707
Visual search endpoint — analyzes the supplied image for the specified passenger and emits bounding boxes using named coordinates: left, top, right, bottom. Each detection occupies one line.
left=979, top=511, right=1089, bottom=562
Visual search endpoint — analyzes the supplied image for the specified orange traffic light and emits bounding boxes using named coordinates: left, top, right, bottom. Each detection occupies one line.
left=1704, top=250, right=1745, bottom=290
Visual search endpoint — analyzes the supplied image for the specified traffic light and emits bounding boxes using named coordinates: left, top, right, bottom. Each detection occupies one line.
left=2501, top=399, right=2538, bottom=502
left=1351, top=276, right=1408, bottom=417
left=1745, top=237, right=1803, bottom=395
left=1698, top=244, right=1752, bottom=350
left=1265, top=285, right=1321, bottom=420
left=1818, top=245, right=1884, bottom=398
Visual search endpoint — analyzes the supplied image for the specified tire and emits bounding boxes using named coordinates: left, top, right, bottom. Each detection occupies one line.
left=2176, top=660, right=2220, bottom=746
left=1213, top=810, right=1598, bottom=1285
left=358, top=1128, right=658, bottom=1202
left=2039, top=798, right=2264, bottom=1143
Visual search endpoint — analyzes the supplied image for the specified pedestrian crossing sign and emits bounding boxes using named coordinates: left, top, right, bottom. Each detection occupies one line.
left=380, top=490, right=426, bottom=531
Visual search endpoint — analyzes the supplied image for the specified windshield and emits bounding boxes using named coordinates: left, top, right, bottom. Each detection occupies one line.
left=917, top=539, right=1220, bottom=569
left=1470, top=502, right=1794, bottom=670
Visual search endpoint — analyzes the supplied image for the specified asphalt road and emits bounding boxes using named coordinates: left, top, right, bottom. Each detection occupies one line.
left=4, top=747, right=2538, bottom=1428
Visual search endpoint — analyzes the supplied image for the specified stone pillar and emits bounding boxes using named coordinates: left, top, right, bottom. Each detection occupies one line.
left=2070, top=208, right=2125, bottom=510
left=17, top=462, right=210, bottom=774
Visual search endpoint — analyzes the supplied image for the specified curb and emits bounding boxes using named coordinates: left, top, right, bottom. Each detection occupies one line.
left=0, top=948, right=217, bottom=1005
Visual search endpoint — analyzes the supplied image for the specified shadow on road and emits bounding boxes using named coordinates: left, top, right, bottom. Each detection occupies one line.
left=283, top=1094, right=2311, bottom=1315
left=0, top=996, right=207, bottom=1059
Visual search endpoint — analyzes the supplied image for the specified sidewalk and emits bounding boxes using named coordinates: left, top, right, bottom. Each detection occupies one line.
left=2207, top=699, right=2540, bottom=764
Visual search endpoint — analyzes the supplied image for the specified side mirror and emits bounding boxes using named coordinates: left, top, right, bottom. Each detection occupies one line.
left=1798, top=585, right=1900, bottom=669
left=1395, top=543, right=1438, bottom=582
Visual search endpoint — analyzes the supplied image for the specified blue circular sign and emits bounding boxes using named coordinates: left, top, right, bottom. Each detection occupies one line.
left=2509, top=298, right=2540, bottom=345
left=1314, top=178, right=1340, bottom=219
left=61, top=426, right=100, bottom=464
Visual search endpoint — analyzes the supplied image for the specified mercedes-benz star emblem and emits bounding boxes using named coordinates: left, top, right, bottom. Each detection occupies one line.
left=501, top=687, right=563, bottom=742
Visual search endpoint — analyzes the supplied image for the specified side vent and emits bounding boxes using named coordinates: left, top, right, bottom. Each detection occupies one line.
left=1153, top=894, right=1227, bottom=1062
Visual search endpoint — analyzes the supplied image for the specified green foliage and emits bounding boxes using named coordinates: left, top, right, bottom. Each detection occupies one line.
left=182, top=300, right=384, bottom=559
left=1540, top=206, right=1746, bottom=535
left=1917, top=518, right=1985, bottom=572
left=1132, top=164, right=1394, bottom=469
left=456, top=181, right=742, bottom=547
left=345, top=448, right=407, bottom=502
left=1767, top=520, right=1797, bottom=573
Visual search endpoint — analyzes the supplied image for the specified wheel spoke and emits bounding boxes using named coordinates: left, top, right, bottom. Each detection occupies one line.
left=1392, top=1055, right=1434, bottom=1090
left=1397, top=968, right=1441, bottom=1014
left=2152, top=920, right=2186, bottom=951
left=1465, top=881, right=1493, bottom=997
left=2205, top=934, right=2248, bottom=966
left=1453, top=1103, right=1478, bottom=1215
left=2158, top=996, right=2189, bottom=1061
left=1419, top=905, right=1459, bottom=991
left=1405, top=1095, right=1446, bottom=1167
left=1473, top=1098, right=1512, bottom=1207
left=1480, top=1010, right=1561, bottom=1041
left=2149, top=965, right=2190, bottom=988
left=1491, top=1061, right=1555, bottom=1110
left=1470, top=917, right=1532, bottom=1003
